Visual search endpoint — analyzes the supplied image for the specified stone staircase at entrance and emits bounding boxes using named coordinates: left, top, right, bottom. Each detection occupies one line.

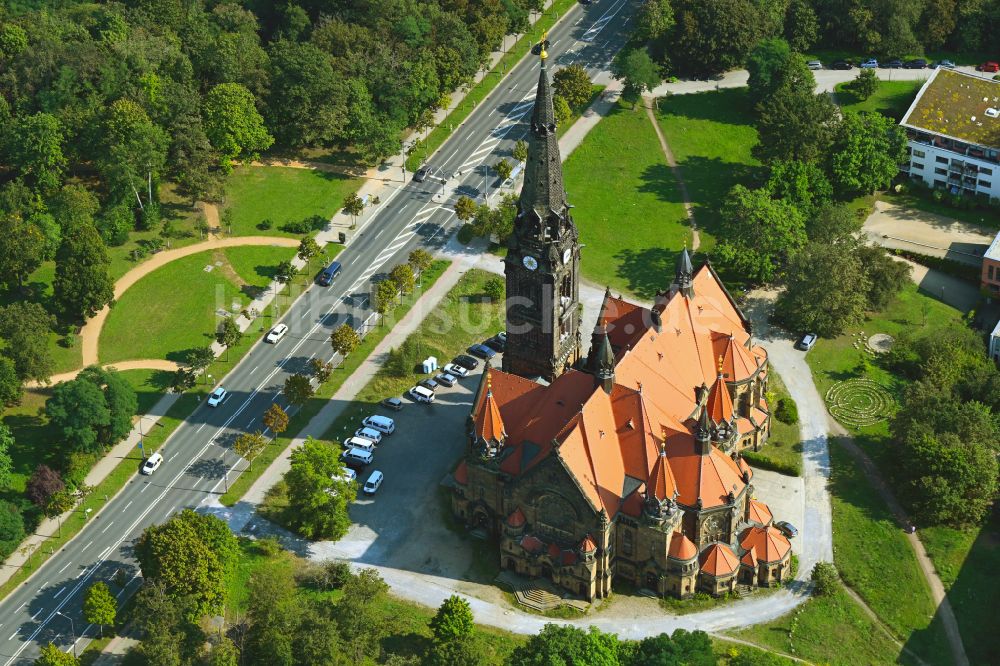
left=496, top=571, right=591, bottom=613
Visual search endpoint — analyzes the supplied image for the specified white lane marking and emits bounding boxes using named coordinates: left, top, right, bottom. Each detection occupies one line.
left=14, top=603, right=25, bottom=613
left=251, top=366, right=258, bottom=373
left=196, top=423, right=206, bottom=433
left=57, top=562, right=71, bottom=574
left=29, top=609, right=42, bottom=621
left=246, top=418, right=254, bottom=428
left=122, top=501, right=132, bottom=512
left=100, top=521, right=114, bottom=534
left=300, top=309, right=310, bottom=319
left=139, top=483, right=148, bottom=493
left=37, top=582, right=47, bottom=591
left=8, top=632, right=16, bottom=641
left=53, top=588, right=66, bottom=599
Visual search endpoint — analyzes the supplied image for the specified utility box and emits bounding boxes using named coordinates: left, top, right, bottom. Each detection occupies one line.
left=421, top=356, right=438, bottom=374
left=338, top=232, right=347, bottom=244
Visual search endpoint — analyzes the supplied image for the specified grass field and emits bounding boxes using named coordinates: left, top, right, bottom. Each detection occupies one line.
left=730, top=583, right=911, bottom=665
left=743, top=370, right=802, bottom=476
left=655, top=88, right=763, bottom=246
left=99, top=246, right=296, bottom=365
left=562, top=102, right=691, bottom=298
left=221, top=166, right=360, bottom=238
left=834, top=79, right=924, bottom=120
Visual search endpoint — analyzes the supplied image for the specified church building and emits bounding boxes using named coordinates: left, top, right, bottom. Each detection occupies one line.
left=450, top=43, right=792, bottom=601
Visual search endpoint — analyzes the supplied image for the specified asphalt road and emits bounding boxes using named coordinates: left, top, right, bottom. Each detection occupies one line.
left=0, top=1, right=638, bottom=662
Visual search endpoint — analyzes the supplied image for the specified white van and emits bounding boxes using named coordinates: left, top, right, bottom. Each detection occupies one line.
left=363, top=470, right=384, bottom=494
left=344, top=436, right=375, bottom=453
left=341, top=447, right=373, bottom=467
left=362, top=415, right=395, bottom=435
left=354, top=426, right=383, bottom=444
left=409, top=385, right=435, bottom=404
left=333, top=468, right=356, bottom=483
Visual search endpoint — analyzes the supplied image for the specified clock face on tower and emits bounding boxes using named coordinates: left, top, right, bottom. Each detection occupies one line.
left=522, top=255, right=539, bottom=271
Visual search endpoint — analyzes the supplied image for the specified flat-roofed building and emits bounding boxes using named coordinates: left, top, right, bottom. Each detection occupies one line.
left=900, top=69, right=1000, bottom=202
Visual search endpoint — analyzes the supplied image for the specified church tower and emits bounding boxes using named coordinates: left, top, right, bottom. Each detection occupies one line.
left=502, top=35, right=581, bottom=382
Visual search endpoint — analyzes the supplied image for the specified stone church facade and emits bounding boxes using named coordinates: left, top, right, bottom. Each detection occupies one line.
left=450, top=45, right=792, bottom=602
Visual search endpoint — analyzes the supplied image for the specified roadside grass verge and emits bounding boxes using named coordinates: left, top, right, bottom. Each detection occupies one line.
left=221, top=166, right=360, bottom=238
left=404, top=0, right=577, bottom=173
left=218, top=260, right=451, bottom=505
left=729, top=583, right=914, bottom=665
left=563, top=101, right=691, bottom=298
left=654, top=88, right=763, bottom=244
left=827, top=439, right=951, bottom=664
left=834, top=79, right=924, bottom=120
left=743, top=370, right=802, bottom=476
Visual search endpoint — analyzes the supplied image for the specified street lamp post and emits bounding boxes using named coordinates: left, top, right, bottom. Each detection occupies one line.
left=55, top=611, right=76, bottom=658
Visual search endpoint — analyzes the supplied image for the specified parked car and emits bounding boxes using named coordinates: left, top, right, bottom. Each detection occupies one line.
left=977, top=61, right=1000, bottom=72
left=468, top=343, right=496, bottom=360
left=935, top=59, right=956, bottom=69
left=434, top=373, right=456, bottom=387
left=333, top=468, right=356, bottom=483
left=141, top=452, right=163, bottom=475
left=380, top=397, right=404, bottom=411
left=413, top=166, right=432, bottom=182
left=207, top=387, right=227, bottom=407
left=904, top=58, right=927, bottom=69
left=409, top=385, right=435, bottom=403
left=355, top=426, right=383, bottom=444
left=265, top=323, right=288, bottom=344
left=443, top=363, right=469, bottom=378
left=341, top=447, right=373, bottom=469
left=806, top=60, right=823, bottom=70
left=343, top=437, right=375, bottom=453
left=362, top=415, right=395, bottom=434
left=796, top=333, right=818, bottom=351
left=831, top=60, right=852, bottom=70
left=452, top=355, right=480, bottom=371
left=884, top=58, right=904, bottom=68
left=860, top=58, right=878, bottom=68
left=418, top=378, right=439, bottom=391
left=363, top=470, right=384, bottom=494
left=496, top=331, right=507, bottom=343
left=484, top=335, right=506, bottom=352
left=774, top=521, right=799, bottom=538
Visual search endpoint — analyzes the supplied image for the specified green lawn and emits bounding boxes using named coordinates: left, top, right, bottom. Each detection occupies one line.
left=222, top=245, right=304, bottom=291
left=221, top=166, right=361, bottom=237
left=743, top=370, right=802, bottom=476
left=655, top=88, right=763, bottom=247
left=730, top=584, right=912, bottom=665
left=834, top=79, right=924, bottom=120
left=99, top=246, right=295, bottom=365
left=115, top=368, right=177, bottom=416
left=562, top=102, right=691, bottom=298
left=0, top=389, right=57, bottom=495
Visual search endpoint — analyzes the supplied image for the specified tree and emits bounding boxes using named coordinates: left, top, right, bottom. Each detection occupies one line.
left=631, top=630, right=715, bottom=666
left=283, top=373, right=314, bottom=407
left=0, top=23, right=28, bottom=60
left=635, top=0, right=675, bottom=42
left=408, top=248, right=433, bottom=275
left=26, top=465, right=64, bottom=509
left=216, top=317, right=243, bottom=360
left=171, top=368, right=196, bottom=392
left=46, top=378, right=110, bottom=454
left=847, top=68, right=880, bottom=101
left=78, top=366, right=138, bottom=446
left=0, top=213, right=46, bottom=292
left=52, top=221, right=114, bottom=322
left=430, top=595, right=474, bottom=644
left=342, top=193, right=364, bottom=226
left=389, top=263, right=415, bottom=296
left=746, top=38, right=794, bottom=108
left=765, top=160, right=832, bottom=220
left=829, top=111, right=907, bottom=196
left=753, top=75, right=838, bottom=165
left=83, top=581, right=117, bottom=637
left=332, top=568, right=389, bottom=662
left=858, top=245, right=910, bottom=311
left=375, top=279, right=399, bottom=319
left=507, top=624, right=619, bottom=666
left=810, top=562, right=839, bottom=597
left=134, top=510, right=238, bottom=616
left=0, top=500, right=24, bottom=555
left=0, top=302, right=54, bottom=382
left=484, top=278, right=505, bottom=301
left=512, top=139, right=529, bottom=164
left=309, top=358, right=334, bottom=384
left=552, top=64, right=593, bottom=109
left=297, top=236, right=321, bottom=266
left=454, top=195, right=477, bottom=222
left=5, top=112, right=66, bottom=192
left=266, top=41, right=348, bottom=148
left=783, top=0, right=819, bottom=51
left=275, top=259, right=297, bottom=292
left=206, top=638, right=239, bottom=666
left=185, top=346, right=215, bottom=378
left=262, top=403, right=289, bottom=436
left=285, top=437, right=354, bottom=539
left=494, top=158, right=513, bottom=184
left=611, top=48, right=660, bottom=107
left=98, top=99, right=168, bottom=206
left=777, top=242, right=870, bottom=337
left=330, top=324, right=361, bottom=358
left=35, top=644, right=78, bottom=666
left=807, top=204, right=863, bottom=245
left=233, top=431, right=268, bottom=471
left=0, top=356, right=23, bottom=406
left=202, top=83, right=274, bottom=171
left=45, top=489, right=75, bottom=518
left=668, top=0, right=766, bottom=76
left=715, top=185, right=807, bottom=283
left=0, top=424, right=13, bottom=489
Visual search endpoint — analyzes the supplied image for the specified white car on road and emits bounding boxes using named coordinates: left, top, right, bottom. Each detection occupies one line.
left=207, top=387, right=228, bottom=407
left=141, top=452, right=163, bottom=475
left=265, top=323, right=288, bottom=343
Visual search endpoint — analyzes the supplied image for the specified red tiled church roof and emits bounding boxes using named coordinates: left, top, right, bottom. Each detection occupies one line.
left=700, top=543, right=739, bottom=577
left=506, top=507, right=526, bottom=528
left=747, top=499, right=772, bottom=526
left=668, top=532, right=697, bottom=561
left=739, top=525, right=791, bottom=563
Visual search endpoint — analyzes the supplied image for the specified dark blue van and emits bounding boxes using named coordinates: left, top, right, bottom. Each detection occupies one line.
left=318, top=261, right=342, bottom=286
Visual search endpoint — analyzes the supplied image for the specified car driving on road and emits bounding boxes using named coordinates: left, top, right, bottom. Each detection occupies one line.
left=265, top=323, right=288, bottom=343
left=413, top=166, right=432, bottom=182
left=207, top=387, right=227, bottom=407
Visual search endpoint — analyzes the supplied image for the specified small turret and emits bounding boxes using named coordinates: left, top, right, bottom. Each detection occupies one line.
left=592, top=331, right=615, bottom=394
left=674, top=246, right=694, bottom=298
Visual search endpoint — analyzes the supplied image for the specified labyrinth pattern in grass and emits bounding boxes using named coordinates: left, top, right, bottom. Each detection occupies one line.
left=825, top=379, right=896, bottom=428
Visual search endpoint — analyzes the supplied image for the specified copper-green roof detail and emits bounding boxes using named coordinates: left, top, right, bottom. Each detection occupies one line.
left=901, top=69, right=1000, bottom=149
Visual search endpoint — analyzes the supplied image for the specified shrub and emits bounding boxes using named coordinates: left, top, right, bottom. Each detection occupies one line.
left=280, top=215, right=326, bottom=234
left=297, top=560, right=354, bottom=591
left=811, top=561, right=839, bottom=596
left=775, top=397, right=798, bottom=424
left=456, top=224, right=475, bottom=245
left=256, top=218, right=273, bottom=230
left=889, top=248, right=980, bottom=283
left=0, top=500, right=24, bottom=557
left=255, top=536, right=283, bottom=557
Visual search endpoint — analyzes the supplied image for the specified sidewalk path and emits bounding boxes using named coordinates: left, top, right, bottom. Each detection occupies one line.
left=863, top=199, right=993, bottom=265
left=642, top=97, right=700, bottom=251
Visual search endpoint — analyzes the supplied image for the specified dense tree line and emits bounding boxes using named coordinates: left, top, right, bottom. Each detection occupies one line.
left=638, top=0, right=1000, bottom=77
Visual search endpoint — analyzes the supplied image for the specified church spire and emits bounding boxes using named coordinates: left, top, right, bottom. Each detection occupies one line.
left=675, top=246, right=694, bottom=298
left=516, top=32, right=571, bottom=241
left=592, top=330, right=615, bottom=394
